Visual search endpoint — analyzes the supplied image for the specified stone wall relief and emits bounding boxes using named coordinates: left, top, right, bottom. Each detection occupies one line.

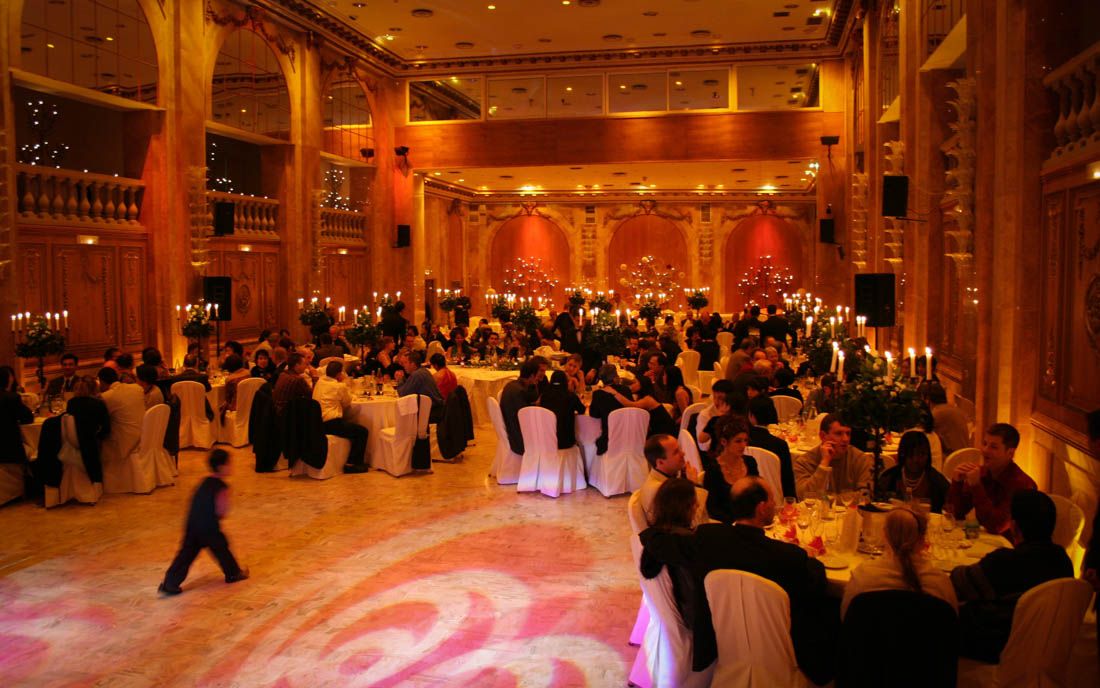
left=205, top=1, right=297, bottom=69
left=944, top=78, right=976, bottom=264
left=850, top=173, right=869, bottom=270
left=882, top=139, right=906, bottom=271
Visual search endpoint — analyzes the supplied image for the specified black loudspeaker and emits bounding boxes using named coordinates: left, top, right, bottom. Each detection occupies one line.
left=213, top=201, right=235, bottom=236
left=819, top=218, right=835, bottom=244
left=395, top=224, right=411, bottom=247
left=203, top=276, right=232, bottom=321
left=882, top=175, right=909, bottom=218
left=854, top=273, right=896, bottom=328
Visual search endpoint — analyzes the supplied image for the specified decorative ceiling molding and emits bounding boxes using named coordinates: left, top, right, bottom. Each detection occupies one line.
left=719, top=200, right=812, bottom=226
left=604, top=201, right=692, bottom=226
left=207, top=1, right=298, bottom=70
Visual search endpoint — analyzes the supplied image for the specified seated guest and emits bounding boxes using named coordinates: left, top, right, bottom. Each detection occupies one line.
left=877, top=430, right=951, bottom=512
left=658, top=332, right=682, bottom=364
left=696, top=379, right=733, bottom=452
left=842, top=507, right=957, bottom=619
left=163, top=355, right=212, bottom=391
left=115, top=353, right=136, bottom=384
left=478, top=331, right=506, bottom=361
left=46, top=352, right=80, bottom=397
left=394, top=350, right=444, bottom=421
left=312, top=361, right=369, bottom=473
left=562, top=354, right=587, bottom=396
left=702, top=415, right=760, bottom=524
left=724, top=338, right=753, bottom=381
left=65, top=376, right=111, bottom=481
left=271, top=347, right=289, bottom=376
left=219, top=354, right=250, bottom=417
left=608, top=375, right=678, bottom=438
left=103, top=347, right=122, bottom=372
left=747, top=395, right=796, bottom=498
left=929, top=384, right=970, bottom=455
left=428, top=323, right=450, bottom=348
left=537, top=370, right=585, bottom=449
left=794, top=414, right=872, bottom=499
left=637, top=434, right=708, bottom=526
left=804, top=373, right=838, bottom=413
left=311, top=334, right=345, bottom=365
left=220, top=341, right=244, bottom=366
left=640, top=476, right=834, bottom=683
left=663, top=365, right=693, bottom=423
left=329, top=325, right=352, bottom=355
left=0, top=366, right=34, bottom=465
left=499, top=358, right=543, bottom=455
left=135, top=364, right=165, bottom=409
left=507, top=334, right=532, bottom=360
left=946, top=423, right=1037, bottom=540
left=252, top=329, right=275, bottom=362
left=533, top=333, right=556, bottom=359
left=140, top=347, right=171, bottom=379
left=639, top=478, right=703, bottom=631
left=429, top=353, right=457, bottom=401
left=951, top=490, right=1073, bottom=662
left=185, top=343, right=209, bottom=373
left=374, top=336, right=400, bottom=379
left=99, top=367, right=145, bottom=465
left=770, top=367, right=804, bottom=404
left=588, top=365, right=630, bottom=456
left=405, top=325, right=427, bottom=352
left=250, top=349, right=277, bottom=383
left=445, top=328, right=474, bottom=363
left=272, top=353, right=312, bottom=416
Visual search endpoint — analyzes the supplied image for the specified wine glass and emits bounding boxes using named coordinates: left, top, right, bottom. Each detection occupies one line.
left=941, top=509, right=956, bottom=534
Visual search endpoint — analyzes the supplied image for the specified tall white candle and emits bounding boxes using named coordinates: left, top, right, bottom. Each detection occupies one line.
left=62, top=310, right=68, bottom=328
left=837, top=351, right=845, bottom=382
left=805, top=315, right=813, bottom=334
left=885, top=351, right=893, bottom=378
left=908, top=347, right=916, bottom=377
left=10, top=314, right=15, bottom=333
left=925, top=347, right=933, bottom=381
left=829, top=316, right=836, bottom=338
left=830, top=341, right=839, bottom=372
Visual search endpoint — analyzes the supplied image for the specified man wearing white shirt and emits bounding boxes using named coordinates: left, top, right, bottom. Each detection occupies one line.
left=312, top=361, right=369, bottom=473
left=99, top=367, right=147, bottom=473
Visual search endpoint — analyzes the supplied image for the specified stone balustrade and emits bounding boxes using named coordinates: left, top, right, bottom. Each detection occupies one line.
left=17, top=164, right=144, bottom=225
left=1043, top=40, right=1100, bottom=164
left=321, top=207, right=367, bottom=242
left=207, top=190, right=279, bottom=236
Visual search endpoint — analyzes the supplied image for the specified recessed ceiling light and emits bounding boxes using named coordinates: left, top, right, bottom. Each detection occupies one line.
left=565, top=86, right=573, bottom=91
left=562, top=0, right=571, bottom=5
left=455, top=41, right=475, bottom=49
left=691, top=30, right=711, bottom=39
left=603, top=34, right=624, bottom=42
left=46, top=42, right=55, bottom=48
left=410, top=8, right=432, bottom=16
left=458, top=179, right=465, bottom=182
left=619, top=84, right=627, bottom=89
left=487, top=4, right=496, bottom=9
left=675, top=80, right=682, bottom=86
left=433, top=171, right=442, bottom=176
left=354, top=3, right=367, bottom=7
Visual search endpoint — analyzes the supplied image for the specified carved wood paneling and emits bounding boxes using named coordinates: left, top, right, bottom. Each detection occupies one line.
left=21, top=244, right=47, bottom=314
left=119, top=248, right=145, bottom=346
left=54, top=244, right=117, bottom=352
left=1065, top=184, right=1100, bottom=413
left=262, top=253, right=279, bottom=330
left=220, top=250, right=262, bottom=340
left=1040, top=193, right=1065, bottom=401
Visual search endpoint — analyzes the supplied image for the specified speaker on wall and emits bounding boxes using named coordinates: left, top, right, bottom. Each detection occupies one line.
left=819, top=218, right=836, bottom=244
left=213, top=202, right=235, bottom=236
left=395, top=224, right=411, bottom=248
left=882, top=175, right=909, bottom=218
left=854, top=273, right=896, bottom=328
left=202, top=276, right=232, bottom=321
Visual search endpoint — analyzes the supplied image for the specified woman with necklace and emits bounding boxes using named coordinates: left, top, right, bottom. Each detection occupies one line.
left=701, top=415, right=760, bottom=524
left=876, top=430, right=950, bottom=512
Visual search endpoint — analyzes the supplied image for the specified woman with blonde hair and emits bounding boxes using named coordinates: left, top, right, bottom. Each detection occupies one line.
left=841, top=507, right=957, bottom=618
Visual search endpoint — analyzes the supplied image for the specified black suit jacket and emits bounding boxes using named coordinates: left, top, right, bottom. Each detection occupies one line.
left=1, top=391, right=34, bottom=463
left=538, top=386, right=585, bottom=449
left=640, top=522, right=827, bottom=671
left=64, top=396, right=111, bottom=483
left=45, top=375, right=78, bottom=397
left=499, top=380, right=535, bottom=455
left=588, top=386, right=628, bottom=455
left=748, top=425, right=796, bottom=498
left=761, top=314, right=791, bottom=343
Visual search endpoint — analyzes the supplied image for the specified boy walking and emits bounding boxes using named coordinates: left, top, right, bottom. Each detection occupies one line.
left=158, top=449, right=249, bottom=595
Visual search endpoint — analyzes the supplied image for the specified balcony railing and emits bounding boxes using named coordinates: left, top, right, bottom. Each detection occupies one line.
left=923, top=0, right=964, bottom=56
left=206, top=191, right=279, bottom=237
left=1043, top=40, right=1100, bottom=164
left=17, top=164, right=144, bottom=225
left=320, top=207, right=367, bottom=242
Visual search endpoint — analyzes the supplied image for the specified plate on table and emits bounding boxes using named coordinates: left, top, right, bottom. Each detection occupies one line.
left=817, top=554, right=848, bottom=570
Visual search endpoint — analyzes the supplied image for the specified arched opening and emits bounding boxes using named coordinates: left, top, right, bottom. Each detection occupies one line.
left=723, top=214, right=804, bottom=313
left=489, top=215, right=570, bottom=307
left=608, top=216, right=688, bottom=302
left=322, top=72, right=372, bottom=161
left=210, top=28, right=290, bottom=139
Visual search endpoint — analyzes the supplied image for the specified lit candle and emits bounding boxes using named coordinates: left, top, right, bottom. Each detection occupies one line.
left=925, top=347, right=933, bottom=381
left=376, top=306, right=382, bottom=318
left=805, top=315, right=813, bottom=333
left=396, top=291, right=401, bottom=299
left=884, top=351, right=893, bottom=378
left=325, top=297, right=331, bottom=306
left=10, top=314, right=15, bottom=333
left=908, top=347, right=916, bottom=377
left=845, top=306, right=850, bottom=320
left=837, top=350, right=845, bottom=382
left=353, top=308, right=359, bottom=322
left=829, top=316, right=836, bottom=338
left=214, top=303, right=219, bottom=318
left=831, top=341, right=839, bottom=372
left=338, top=306, right=346, bottom=322
left=17, top=313, right=23, bottom=331
left=298, top=298, right=304, bottom=307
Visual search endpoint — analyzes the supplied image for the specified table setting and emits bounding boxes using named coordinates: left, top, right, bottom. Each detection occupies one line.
left=345, top=376, right=400, bottom=462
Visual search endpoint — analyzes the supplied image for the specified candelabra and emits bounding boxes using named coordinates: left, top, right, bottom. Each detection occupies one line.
left=12, top=311, right=69, bottom=390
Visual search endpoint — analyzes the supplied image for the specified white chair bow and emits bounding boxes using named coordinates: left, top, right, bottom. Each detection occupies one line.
left=426, top=340, right=445, bottom=361
left=679, top=402, right=707, bottom=434
left=640, top=569, right=715, bottom=688
left=704, top=569, right=812, bottom=687
left=375, top=394, right=430, bottom=477
left=487, top=396, right=522, bottom=484
left=678, top=429, right=704, bottom=475
left=588, top=407, right=648, bottom=497
left=172, top=380, right=214, bottom=449
left=289, top=435, right=350, bottom=480
left=218, top=377, right=265, bottom=448
left=716, top=331, right=734, bottom=359
left=516, top=406, right=586, bottom=498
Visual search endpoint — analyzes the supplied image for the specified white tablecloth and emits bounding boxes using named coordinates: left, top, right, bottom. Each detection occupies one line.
left=347, top=395, right=398, bottom=465
left=207, top=383, right=225, bottom=412
left=454, top=368, right=519, bottom=425
left=20, top=417, right=46, bottom=459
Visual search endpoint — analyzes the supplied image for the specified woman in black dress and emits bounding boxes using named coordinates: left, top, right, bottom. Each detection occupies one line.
left=702, top=415, right=759, bottom=524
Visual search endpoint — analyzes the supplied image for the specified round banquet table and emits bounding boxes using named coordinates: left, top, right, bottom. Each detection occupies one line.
left=347, top=394, right=399, bottom=465
left=453, top=367, right=519, bottom=425
left=768, top=510, right=1011, bottom=596
left=207, top=382, right=226, bottom=413
left=20, top=416, right=46, bottom=459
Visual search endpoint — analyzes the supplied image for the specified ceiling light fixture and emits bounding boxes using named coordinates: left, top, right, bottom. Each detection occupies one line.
left=487, top=4, right=496, bottom=9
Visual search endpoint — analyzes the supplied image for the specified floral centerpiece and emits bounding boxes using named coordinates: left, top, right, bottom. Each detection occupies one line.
left=637, top=299, right=662, bottom=322
left=491, top=296, right=513, bottom=322
left=439, top=292, right=458, bottom=313
left=567, top=289, right=586, bottom=309
left=587, top=293, right=613, bottom=312
left=378, top=294, right=396, bottom=315
left=298, top=300, right=333, bottom=338
left=835, top=351, right=925, bottom=498
left=181, top=304, right=214, bottom=340
left=16, top=315, right=67, bottom=389
left=344, top=310, right=381, bottom=354
left=685, top=289, right=710, bottom=312
left=586, top=311, right=626, bottom=361
left=513, top=303, right=541, bottom=336
left=803, top=318, right=855, bottom=375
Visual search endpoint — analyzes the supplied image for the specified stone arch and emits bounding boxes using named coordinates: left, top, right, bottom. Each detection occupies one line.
left=607, top=215, right=689, bottom=299
left=207, top=25, right=293, bottom=139
left=489, top=214, right=571, bottom=306
left=320, top=65, right=374, bottom=160
left=722, top=214, right=804, bottom=313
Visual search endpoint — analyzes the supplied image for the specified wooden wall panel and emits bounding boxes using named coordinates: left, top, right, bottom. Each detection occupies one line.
left=1065, top=184, right=1100, bottom=413
left=119, top=248, right=145, bottom=347
left=219, top=250, right=264, bottom=340
left=20, top=244, right=47, bottom=315
left=54, top=244, right=118, bottom=355
left=262, top=253, right=280, bottom=331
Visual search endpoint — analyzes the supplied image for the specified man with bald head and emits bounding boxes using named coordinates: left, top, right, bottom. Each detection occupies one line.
left=638, top=476, right=835, bottom=683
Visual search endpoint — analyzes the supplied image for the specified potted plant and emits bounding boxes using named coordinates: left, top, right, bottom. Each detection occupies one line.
left=567, top=289, right=586, bottom=310
left=491, top=296, right=514, bottom=323
left=15, top=316, right=66, bottom=390
left=588, top=293, right=613, bottom=312
left=344, top=310, right=381, bottom=359
left=585, top=311, right=627, bottom=363
left=181, top=304, right=214, bottom=340
left=298, top=301, right=334, bottom=340
left=513, top=303, right=541, bottom=339
left=685, top=289, right=709, bottom=314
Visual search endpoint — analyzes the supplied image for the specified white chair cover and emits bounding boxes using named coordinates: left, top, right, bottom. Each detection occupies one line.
left=172, top=380, right=214, bottom=449
left=627, top=491, right=650, bottom=649
left=426, top=340, right=445, bottom=361
left=588, top=408, right=648, bottom=497
left=1050, top=494, right=1086, bottom=573
left=45, top=414, right=103, bottom=508
left=290, top=435, right=351, bottom=480
left=0, top=464, right=23, bottom=505
left=704, top=569, right=811, bottom=688
left=679, top=402, right=707, bottom=434
left=676, top=350, right=701, bottom=389
left=958, top=578, right=1094, bottom=688
left=375, top=394, right=430, bottom=477
left=317, top=356, right=345, bottom=371
left=218, top=377, right=265, bottom=448
left=744, top=446, right=783, bottom=498
left=516, top=406, right=586, bottom=498
left=942, top=447, right=981, bottom=480
left=711, top=362, right=723, bottom=393
left=575, top=414, right=602, bottom=478
left=685, top=385, right=703, bottom=405
left=678, top=429, right=704, bottom=474
left=642, top=570, right=715, bottom=688
left=487, top=396, right=522, bottom=484
left=105, top=403, right=172, bottom=494
left=771, top=396, right=804, bottom=423
left=717, top=331, right=734, bottom=359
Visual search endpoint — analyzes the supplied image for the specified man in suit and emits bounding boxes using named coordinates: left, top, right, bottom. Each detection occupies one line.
left=588, top=365, right=631, bottom=456
left=380, top=301, right=409, bottom=347
left=636, top=434, right=708, bottom=526
left=99, top=367, right=147, bottom=472
left=498, top=358, right=543, bottom=455
left=639, top=476, right=835, bottom=683
left=45, top=352, right=80, bottom=396
left=761, top=304, right=793, bottom=347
